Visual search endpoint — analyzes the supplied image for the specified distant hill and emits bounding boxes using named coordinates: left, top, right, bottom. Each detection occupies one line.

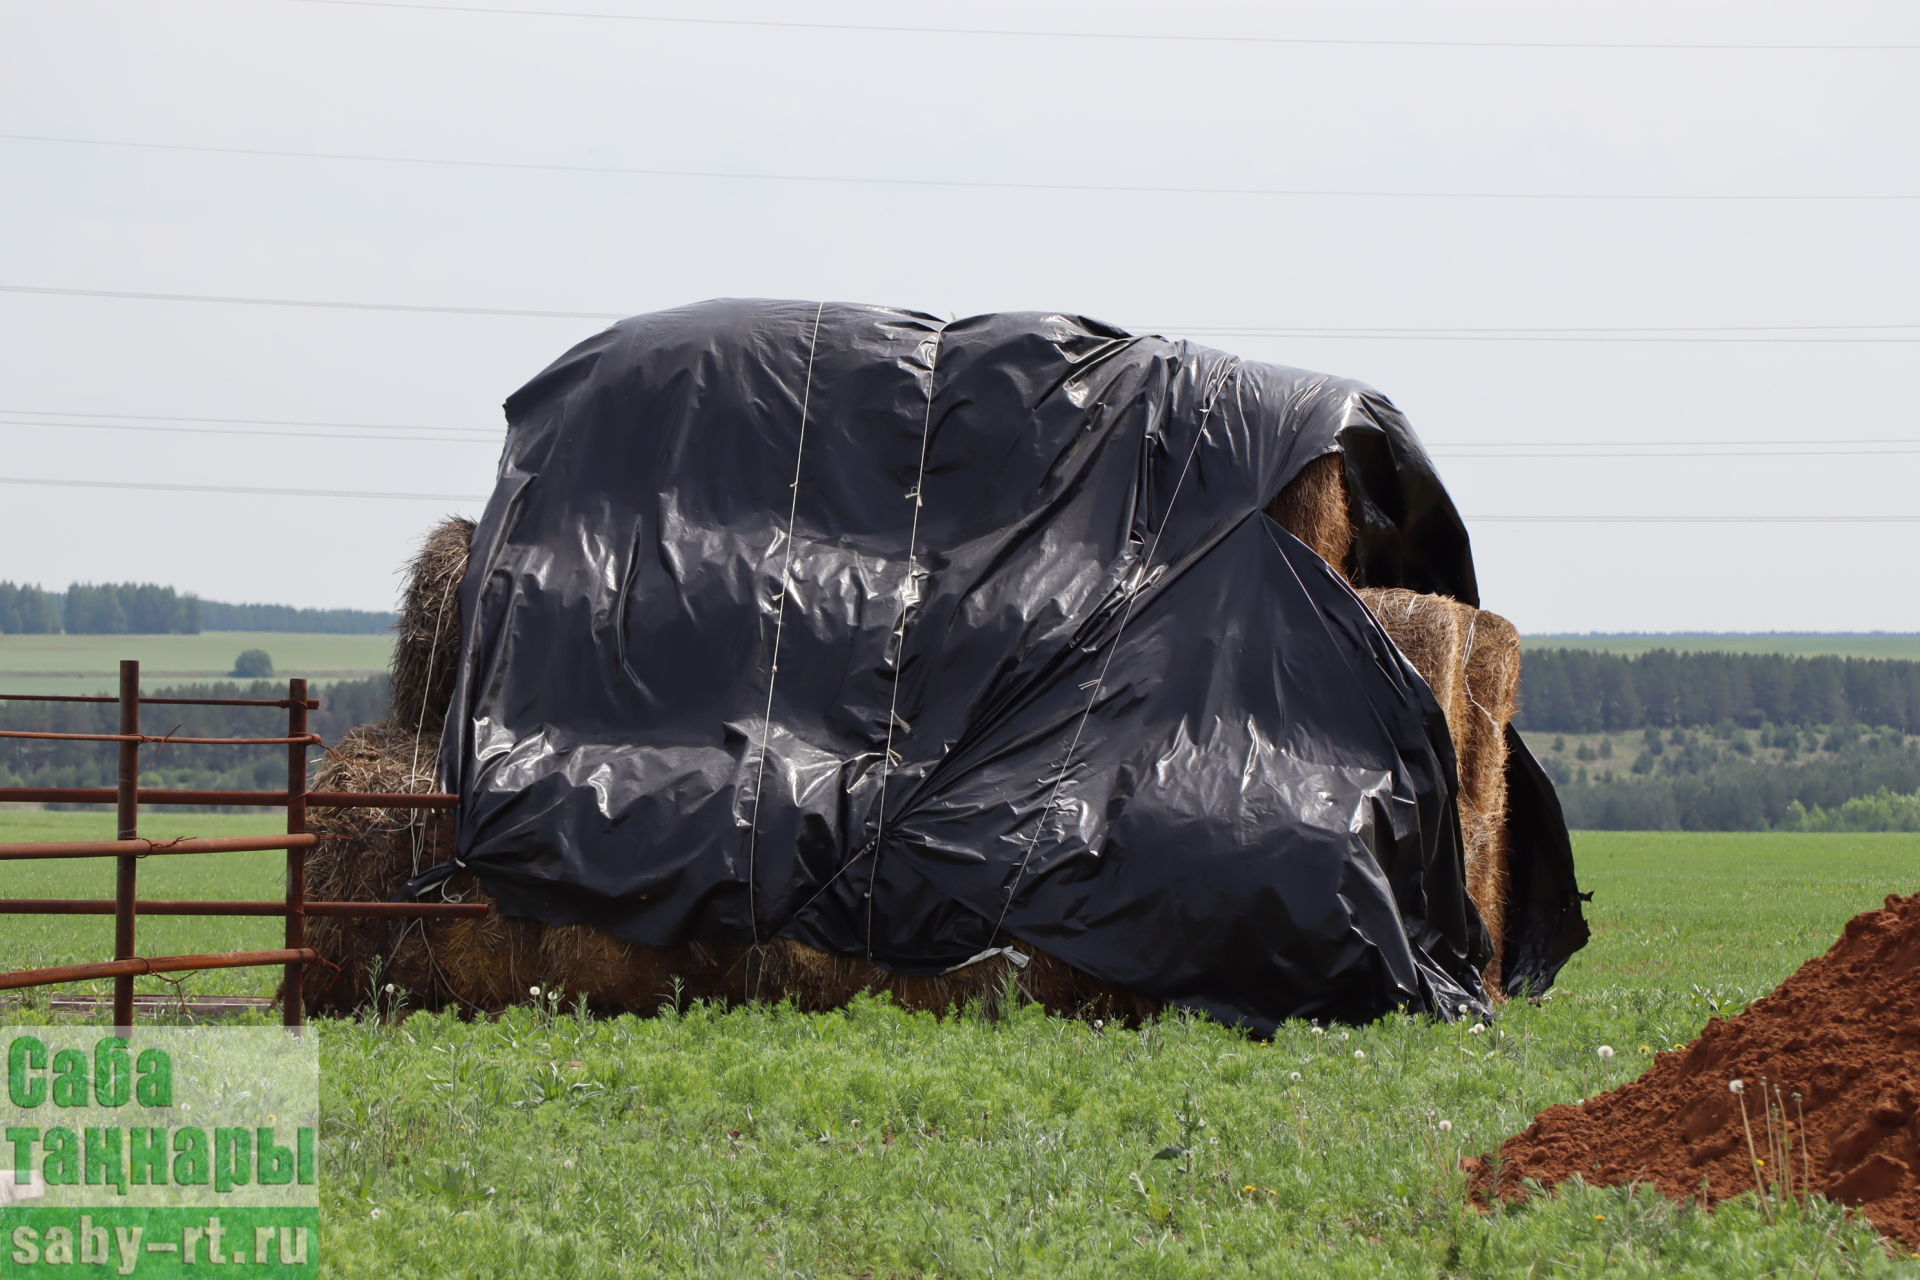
left=1523, top=633, right=1920, bottom=661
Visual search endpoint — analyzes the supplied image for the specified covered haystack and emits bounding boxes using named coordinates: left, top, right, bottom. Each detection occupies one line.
left=307, top=527, right=1157, bottom=1021
left=306, top=711, right=1159, bottom=1020
left=302, top=303, right=1587, bottom=1030
left=1358, top=587, right=1522, bottom=992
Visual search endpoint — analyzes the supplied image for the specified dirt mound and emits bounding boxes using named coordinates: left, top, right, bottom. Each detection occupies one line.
left=1473, top=891, right=1920, bottom=1249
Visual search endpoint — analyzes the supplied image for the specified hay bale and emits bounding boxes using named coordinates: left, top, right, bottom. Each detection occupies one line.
left=301, top=720, right=459, bottom=1013
left=1265, top=452, right=1353, bottom=577
left=304, top=716, right=1159, bottom=1022
left=1459, top=609, right=1520, bottom=992
left=390, top=515, right=474, bottom=734
left=1358, top=588, right=1522, bottom=992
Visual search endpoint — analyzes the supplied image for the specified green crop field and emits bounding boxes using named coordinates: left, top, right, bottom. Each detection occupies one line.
left=1524, top=632, right=1920, bottom=660
left=3, top=817, right=1917, bottom=1275
left=0, top=631, right=393, bottom=696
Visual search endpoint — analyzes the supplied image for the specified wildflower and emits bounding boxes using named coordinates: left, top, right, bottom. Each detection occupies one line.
left=1597, top=1045, right=1615, bottom=1059
left=1243, top=1184, right=1256, bottom=1193
left=1353, top=1049, right=1365, bottom=1060
left=1437, top=1120, right=1453, bottom=1132
left=1289, top=1071, right=1302, bottom=1081
left=1593, top=1214, right=1606, bottom=1221
left=1729, top=1079, right=1745, bottom=1095
left=1639, top=1045, right=1652, bottom=1053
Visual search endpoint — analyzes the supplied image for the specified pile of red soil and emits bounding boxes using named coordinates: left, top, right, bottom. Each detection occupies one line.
left=1471, top=891, right=1920, bottom=1249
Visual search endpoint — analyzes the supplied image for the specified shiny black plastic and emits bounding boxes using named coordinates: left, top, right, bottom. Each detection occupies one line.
left=443, top=300, right=1585, bottom=1032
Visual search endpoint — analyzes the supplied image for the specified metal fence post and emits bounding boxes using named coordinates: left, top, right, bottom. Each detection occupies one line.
left=284, top=678, right=308, bottom=1029
left=113, top=660, right=139, bottom=1030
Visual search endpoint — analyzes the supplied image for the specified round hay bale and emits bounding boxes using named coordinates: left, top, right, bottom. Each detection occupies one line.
left=390, top=515, right=473, bottom=734
left=1265, top=452, right=1353, bottom=578
left=1358, top=587, right=1523, bottom=992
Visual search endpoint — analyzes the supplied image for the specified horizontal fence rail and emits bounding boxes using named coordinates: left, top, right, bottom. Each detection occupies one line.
left=0, top=899, right=488, bottom=918
left=0, top=834, right=323, bottom=861
left=0, top=787, right=459, bottom=808
left=0, top=659, right=476, bottom=1026
left=0, top=950, right=322, bottom=991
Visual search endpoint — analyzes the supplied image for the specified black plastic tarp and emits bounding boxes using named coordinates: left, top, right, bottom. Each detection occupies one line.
left=442, top=299, right=1586, bottom=1032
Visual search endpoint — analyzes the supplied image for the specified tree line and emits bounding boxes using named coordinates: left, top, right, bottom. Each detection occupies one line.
left=0, top=582, right=396, bottom=635
left=0, top=583, right=61, bottom=635
left=0, top=677, right=392, bottom=802
left=1515, top=648, right=1920, bottom=734
left=197, top=601, right=398, bottom=634
left=1543, top=726, right=1920, bottom=831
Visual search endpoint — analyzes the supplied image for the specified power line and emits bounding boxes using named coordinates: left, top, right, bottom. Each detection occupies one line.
left=1432, top=448, right=1920, bottom=458
left=1436, top=437, right=1920, bottom=447
left=6, top=409, right=1912, bottom=452
left=2, top=407, right=495, bottom=434
left=0, top=417, right=498, bottom=446
left=3, top=414, right=1915, bottom=460
left=288, top=1, right=1920, bottom=51
left=7, top=284, right=1920, bottom=343
left=1172, top=323, right=1920, bottom=334
left=1473, top=515, right=1920, bottom=524
left=0, top=476, right=485, bottom=503
left=1, top=475, right=1914, bottom=523
left=1166, top=332, right=1920, bottom=344
left=7, top=133, right=1914, bottom=202
left=0, top=283, right=620, bottom=321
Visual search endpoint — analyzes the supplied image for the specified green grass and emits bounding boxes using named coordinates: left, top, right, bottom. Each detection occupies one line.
left=1524, top=632, right=1920, bottom=660
left=4, top=819, right=1918, bottom=1275
left=0, top=630, right=393, bottom=695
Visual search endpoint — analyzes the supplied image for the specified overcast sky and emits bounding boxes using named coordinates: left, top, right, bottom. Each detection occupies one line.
left=2, top=0, right=1915, bottom=633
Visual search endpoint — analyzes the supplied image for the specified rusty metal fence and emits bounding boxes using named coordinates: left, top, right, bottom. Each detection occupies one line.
left=0, top=659, right=485, bottom=1027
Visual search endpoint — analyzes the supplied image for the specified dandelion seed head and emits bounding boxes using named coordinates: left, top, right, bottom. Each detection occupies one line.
left=529, top=985, right=542, bottom=997
left=1729, top=1079, right=1745, bottom=1094
left=1468, top=1024, right=1485, bottom=1036
left=1437, top=1120, right=1453, bottom=1132
left=370, top=1208, right=384, bottom=1220
left=1353, top=1049, right=1365, bottom=1059
left=1289, top=1071, right=1302, bottom=1081
left=1597, top=1045, right=1615, bottom=1059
